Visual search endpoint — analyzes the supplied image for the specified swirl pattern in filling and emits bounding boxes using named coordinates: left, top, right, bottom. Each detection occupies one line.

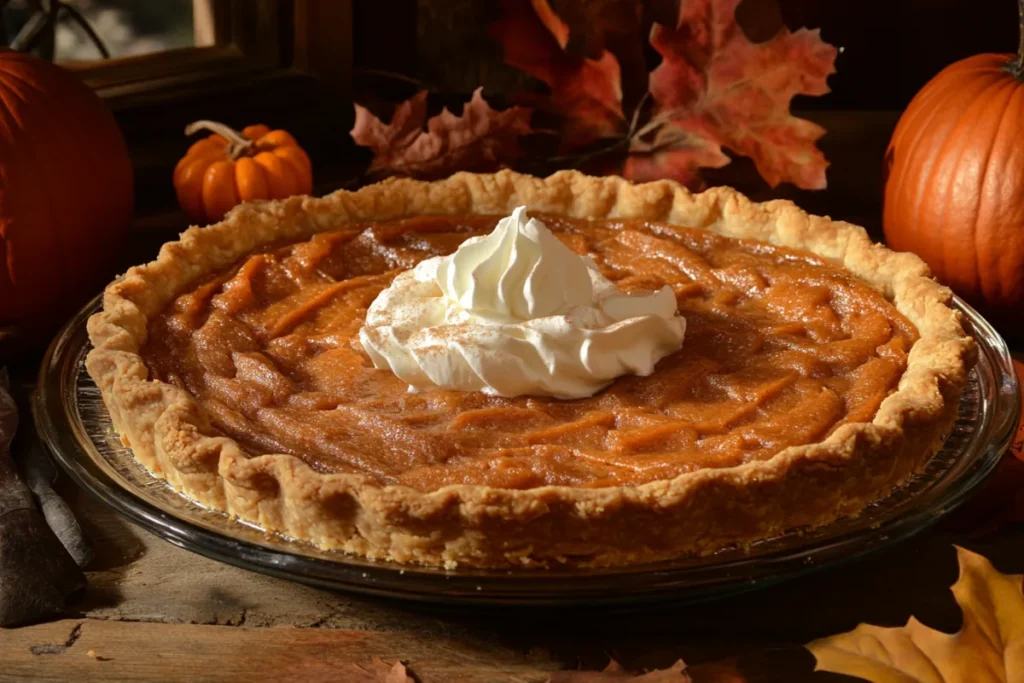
left=142, top=214, right=918, bottom=492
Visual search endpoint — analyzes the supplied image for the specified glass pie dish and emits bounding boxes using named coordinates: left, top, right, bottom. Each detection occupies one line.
left=32, top=294, right=1020, bottom=607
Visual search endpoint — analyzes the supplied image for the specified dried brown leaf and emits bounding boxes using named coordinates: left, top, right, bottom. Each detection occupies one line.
left=530, top=0, right=680, bottom=112
left=351, top=88, right=532, bottom=180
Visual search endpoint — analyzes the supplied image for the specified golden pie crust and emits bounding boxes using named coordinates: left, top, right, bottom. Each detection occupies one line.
left=86, top=171, right=975, bottom=568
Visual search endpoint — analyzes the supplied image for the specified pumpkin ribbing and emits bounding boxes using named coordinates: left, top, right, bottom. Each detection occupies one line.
left=0, top=52, right=133, bottom=348
left=174, top=120, right=312, bottom=225
left=883, top=0, right=1024, bottom=335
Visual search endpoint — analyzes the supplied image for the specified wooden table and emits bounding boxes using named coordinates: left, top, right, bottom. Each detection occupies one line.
left=3, top=191, right=1022, bottom=681
left=2, top=478, right=1023, bottom=681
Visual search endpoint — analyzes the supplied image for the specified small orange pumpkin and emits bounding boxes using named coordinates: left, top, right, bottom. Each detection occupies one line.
left=174, top=120, right=313, bottom=224
left=883, top=1, right=1024, bottom=334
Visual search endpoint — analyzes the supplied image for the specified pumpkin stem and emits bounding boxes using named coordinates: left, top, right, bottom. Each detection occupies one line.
left=184, top=120, right=254, bottom=160
left=1009, top=0, right=1024, bottom=78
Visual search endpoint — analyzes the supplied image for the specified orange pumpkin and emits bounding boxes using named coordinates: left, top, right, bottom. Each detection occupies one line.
left=174, top=120, right=313, bottom=225
left=883, top=2, right=1024, bottom=334
left=0, top=51, right=134, bottom=347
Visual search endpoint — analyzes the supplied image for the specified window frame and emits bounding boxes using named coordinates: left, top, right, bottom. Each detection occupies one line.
left=38, top=0, right=356, bottom=215
left=60, top=0, right=352, bottom=110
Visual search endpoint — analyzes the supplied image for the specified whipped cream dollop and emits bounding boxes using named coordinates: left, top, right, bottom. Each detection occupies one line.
left=358, top=206, right=686, bottom=398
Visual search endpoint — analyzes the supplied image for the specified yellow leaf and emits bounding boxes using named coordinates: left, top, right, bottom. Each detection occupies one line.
left=808, top=547, right=1024, bottom=683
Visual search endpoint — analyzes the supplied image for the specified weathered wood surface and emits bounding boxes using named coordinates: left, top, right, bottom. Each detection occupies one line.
left=1, top=474, right=1021, bottom=681
left=61, top=472, right=1024, bottom=634
left=0, top=619, right=559, bottom=682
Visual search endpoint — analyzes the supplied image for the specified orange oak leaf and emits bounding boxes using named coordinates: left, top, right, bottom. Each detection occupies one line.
left=633, top=0, right=837, bottom=189
left=490, top=0, right=625, bottom=147
left=808, top=546, right=1024, bottom=682
left=350, top=88, right=532, bottom=180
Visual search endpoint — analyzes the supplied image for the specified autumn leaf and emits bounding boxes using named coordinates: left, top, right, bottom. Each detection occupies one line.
left=350, top=88, right=532, bottom=180
left=490, top=0, right=625, bottom=147
left=622, top=114, right=730, bottom=188
left=529, top=0, right=681, bottom=114
left=491, top=0, right=835, bottom=189
left=626, top=0, right=837, bottom=189
left=342, top=658, right=415, bottom=683
left=808, top=546, right=1024, bottom=682
left=549, top=659, right=691, bottom=682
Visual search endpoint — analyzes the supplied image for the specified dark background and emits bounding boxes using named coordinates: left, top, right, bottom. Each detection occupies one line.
left=357, top=0, right=1019, bottom=111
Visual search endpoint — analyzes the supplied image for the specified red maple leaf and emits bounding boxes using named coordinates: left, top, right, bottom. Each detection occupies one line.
left=489, top=0, right=625, bottom=148
left=631, top=0, right=837, bottom=189
left=350, top=88, right=532, bottom=180
left=524, top=0, right=681, bottom=115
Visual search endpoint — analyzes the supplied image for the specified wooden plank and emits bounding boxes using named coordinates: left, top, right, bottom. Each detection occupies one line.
left=60, top=472, right=1024, bottom=643
left=63, top=483, right=431, bottom=632
left=0, top=619, right=559, bottom=682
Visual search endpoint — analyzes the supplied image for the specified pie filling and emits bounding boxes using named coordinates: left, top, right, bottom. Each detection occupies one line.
left=143, top=215, right=918, bottom=492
